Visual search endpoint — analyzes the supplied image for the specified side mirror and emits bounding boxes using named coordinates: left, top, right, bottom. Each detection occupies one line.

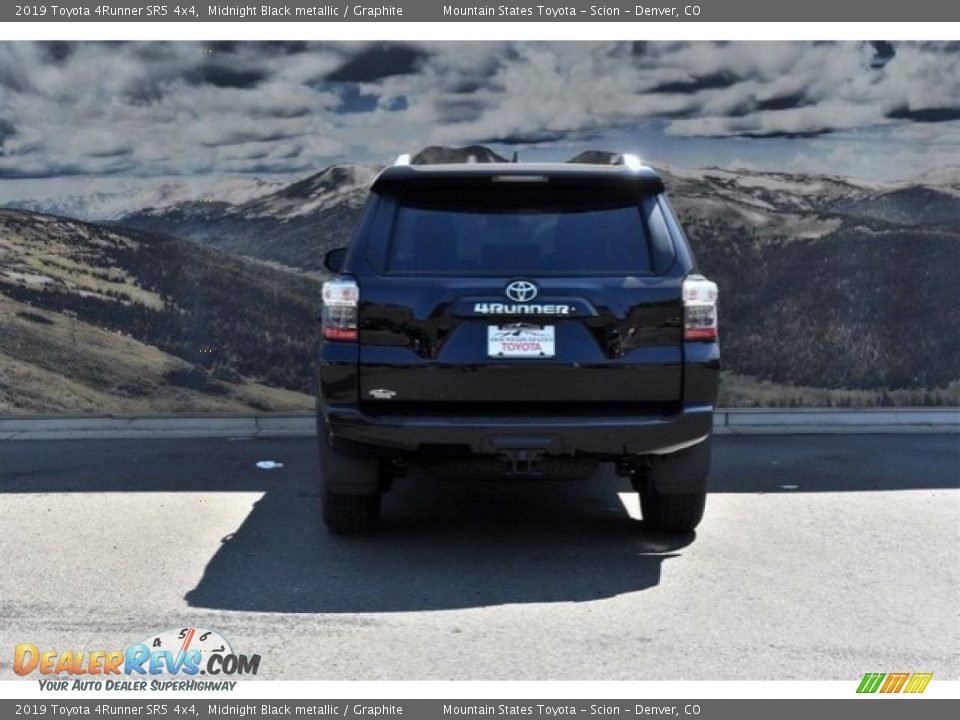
left=324, top=247, right=347, bottom=273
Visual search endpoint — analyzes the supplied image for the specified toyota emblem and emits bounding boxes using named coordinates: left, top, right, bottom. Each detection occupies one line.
left=505, top=280, right=538, bottom=303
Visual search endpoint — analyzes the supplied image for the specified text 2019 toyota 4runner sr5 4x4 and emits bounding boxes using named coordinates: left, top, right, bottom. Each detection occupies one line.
left=317, top=153, right=719, bottom=535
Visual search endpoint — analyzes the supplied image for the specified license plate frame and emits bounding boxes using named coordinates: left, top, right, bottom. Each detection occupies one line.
left=487, top=324, right=555, bottom=358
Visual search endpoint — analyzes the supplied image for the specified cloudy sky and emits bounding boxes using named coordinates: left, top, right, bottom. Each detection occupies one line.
left=2, top=40, right=960, bottom=196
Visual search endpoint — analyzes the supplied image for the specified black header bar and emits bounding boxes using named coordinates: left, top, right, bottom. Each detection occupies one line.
left=4, top=0, right=960, bottom=22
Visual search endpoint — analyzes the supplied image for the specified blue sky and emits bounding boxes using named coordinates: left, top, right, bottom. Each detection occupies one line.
left=1, top=40, right=959, bottom=196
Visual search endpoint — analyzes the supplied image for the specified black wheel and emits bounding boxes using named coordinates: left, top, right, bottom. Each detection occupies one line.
left=639, top=484, right=706, bottom=533
left=322, top=490, right=382, bottom=535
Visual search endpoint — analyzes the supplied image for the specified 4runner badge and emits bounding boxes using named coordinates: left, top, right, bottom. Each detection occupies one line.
left=473, top=302, right=572, bottom=315
left=368, top=389, right=397, bottom=399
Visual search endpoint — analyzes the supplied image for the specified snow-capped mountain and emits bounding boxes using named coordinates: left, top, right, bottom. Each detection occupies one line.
left=1, top=176, right=288, bottom=222
left=909, top=164, right=960, bottom=189
left=656, top=163, right=960, bottom=235
left=119, top=164, right=383, bottom=273
left=224, top=164, right=380, bottom=220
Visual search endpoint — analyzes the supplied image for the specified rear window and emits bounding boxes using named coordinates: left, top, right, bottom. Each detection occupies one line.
left=383, top=185, right=660, bottom=276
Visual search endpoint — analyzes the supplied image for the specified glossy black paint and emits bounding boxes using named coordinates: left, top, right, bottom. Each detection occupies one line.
left=318, top=163, right=719, bottom=463
left=371, top=162, right=666, bottom=195
left=323, top=401, right=714, bottom=461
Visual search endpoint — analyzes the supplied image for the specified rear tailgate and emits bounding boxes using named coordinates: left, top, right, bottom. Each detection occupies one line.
left=356, top=174, right=684, bottom=412
left=358, top=275, right=683, bottom=409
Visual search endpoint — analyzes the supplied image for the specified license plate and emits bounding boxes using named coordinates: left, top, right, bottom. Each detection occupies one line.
left=487, top=324, right=555, bottom=358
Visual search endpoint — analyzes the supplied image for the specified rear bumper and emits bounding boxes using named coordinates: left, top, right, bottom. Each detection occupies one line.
left=322, top=403, right=714, bottom=459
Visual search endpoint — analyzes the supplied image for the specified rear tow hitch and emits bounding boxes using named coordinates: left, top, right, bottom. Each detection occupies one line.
left=499, top=448, right=546, bottom=476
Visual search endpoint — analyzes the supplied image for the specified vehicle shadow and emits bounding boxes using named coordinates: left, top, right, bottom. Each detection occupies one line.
left=184, top=470, right=691, bottom=613
left=2, top=434, right=955, bottom=614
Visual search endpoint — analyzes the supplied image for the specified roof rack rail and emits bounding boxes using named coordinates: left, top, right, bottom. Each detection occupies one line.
left=567, top=151, right=643, bottom=169
left=396, top=146, right=510, bottom=166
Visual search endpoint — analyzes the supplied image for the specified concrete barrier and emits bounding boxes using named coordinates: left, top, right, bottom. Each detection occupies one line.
left=0, top=414, right=264, bottom=440
left=0, top=409, right=958, bottom=440
left=713, top=408, right=960, bottom=434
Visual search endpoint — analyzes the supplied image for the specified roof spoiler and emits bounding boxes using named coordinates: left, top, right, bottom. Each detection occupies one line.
left=372, top=165, right=664, bottom=195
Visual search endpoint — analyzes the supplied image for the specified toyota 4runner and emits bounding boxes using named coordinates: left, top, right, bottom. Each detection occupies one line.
left=317, top=153, right=719, bottom=534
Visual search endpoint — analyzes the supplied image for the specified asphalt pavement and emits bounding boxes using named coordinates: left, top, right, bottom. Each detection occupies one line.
left=0, top=434, right=957, bottom=680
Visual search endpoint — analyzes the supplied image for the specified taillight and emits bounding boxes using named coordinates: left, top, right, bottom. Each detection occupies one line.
left=683, top=274, right=718, bottom=342
left=321, top=276, right=359, bottom=341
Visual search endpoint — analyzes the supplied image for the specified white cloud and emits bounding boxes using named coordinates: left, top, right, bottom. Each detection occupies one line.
left=1, top=41, right=960, bottom=180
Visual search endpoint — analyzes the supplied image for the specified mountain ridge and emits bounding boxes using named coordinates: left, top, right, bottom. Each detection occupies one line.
left=3, top=147, right=958, bottom=410
left=115, top=149, right=960, bottom=393
left=0, top=209, right=318, bottom=413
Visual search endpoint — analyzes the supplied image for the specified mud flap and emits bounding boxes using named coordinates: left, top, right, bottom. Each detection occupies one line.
left=648, top=436, right=712, bottom=495
left=318, top=415, right=384, bottom=495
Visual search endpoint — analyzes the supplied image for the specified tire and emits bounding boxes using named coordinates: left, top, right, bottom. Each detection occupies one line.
left=639, top=484, right=706, bottom=533
left=322, top=490, right=381, bottom=535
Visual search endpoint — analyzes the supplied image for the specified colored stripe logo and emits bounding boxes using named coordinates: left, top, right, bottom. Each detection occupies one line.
left=857, top=672, right=932, bottom=694
left=903, top=673, right=934, bottom=693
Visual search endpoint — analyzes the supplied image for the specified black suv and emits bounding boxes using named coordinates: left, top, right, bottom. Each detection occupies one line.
left=317, top=153, right=719, bottom=535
